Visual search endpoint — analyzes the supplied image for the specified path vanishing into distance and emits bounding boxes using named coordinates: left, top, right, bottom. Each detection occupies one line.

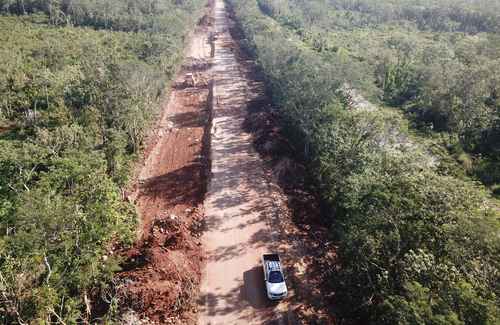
left=118, top=0, right=329, bottom=322
left=198, top=0, right=294, bottom=324
left=119, top=0, right=333, bottom=323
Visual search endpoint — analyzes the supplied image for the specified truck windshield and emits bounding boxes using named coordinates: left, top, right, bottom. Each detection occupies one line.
left=269, top=271, right=284, bottom=283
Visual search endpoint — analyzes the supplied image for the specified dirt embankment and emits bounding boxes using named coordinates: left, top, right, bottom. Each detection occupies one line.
left=114, top=4, right=215, bottom=324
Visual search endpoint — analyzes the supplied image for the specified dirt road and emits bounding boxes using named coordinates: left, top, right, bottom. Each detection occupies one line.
left=119, top=1, right=335, bottom=323
left=198, top=1, right=293, bottom=324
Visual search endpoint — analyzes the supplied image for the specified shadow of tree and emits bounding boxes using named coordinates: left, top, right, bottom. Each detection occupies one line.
left=170, top=110, right=209, bottom=128
left=198, top=266, right=277, bottom=321
left=140, top=163, right=203, bottom=208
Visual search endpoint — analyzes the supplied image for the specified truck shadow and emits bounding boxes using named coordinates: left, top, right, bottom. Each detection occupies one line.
left=240, top=266, right=278, bottom=309
left=197, top=267, right=278, bottom=320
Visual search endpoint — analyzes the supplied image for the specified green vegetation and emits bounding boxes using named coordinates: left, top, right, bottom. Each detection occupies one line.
left=228, top=0, right=500, bottom=323
left=259, top=0, right=500, bottom=189
left=0, top=0, right=203, bottom=323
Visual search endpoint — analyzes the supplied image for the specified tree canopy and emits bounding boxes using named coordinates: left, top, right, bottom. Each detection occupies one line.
left=0, top=1, right=204, bottom=323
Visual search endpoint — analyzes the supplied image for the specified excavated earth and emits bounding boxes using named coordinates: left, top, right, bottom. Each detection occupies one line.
left=116, top=6, right=214, bottom=324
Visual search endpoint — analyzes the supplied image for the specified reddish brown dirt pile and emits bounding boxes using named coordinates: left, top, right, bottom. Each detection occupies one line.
left=114, top=8, right=214, bottom=324
left=119, top=209, right=204, bottom=323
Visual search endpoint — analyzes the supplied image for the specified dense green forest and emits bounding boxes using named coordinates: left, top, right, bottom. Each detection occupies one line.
left=228, top=0, right=500, bottom=324
left=0, top=0, right=203, bottom=323
left=259, top=0, right=500, bottom=189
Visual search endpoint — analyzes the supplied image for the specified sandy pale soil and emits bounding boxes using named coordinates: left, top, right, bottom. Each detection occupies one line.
left=197, top=1, right=293, bottom=324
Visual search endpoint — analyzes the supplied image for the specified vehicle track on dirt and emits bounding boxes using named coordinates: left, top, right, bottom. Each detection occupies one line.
left=197, top=1, right=293, bottom=324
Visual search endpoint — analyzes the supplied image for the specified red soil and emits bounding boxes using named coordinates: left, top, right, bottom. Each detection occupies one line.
left=115, top=8, right=214, bottom=324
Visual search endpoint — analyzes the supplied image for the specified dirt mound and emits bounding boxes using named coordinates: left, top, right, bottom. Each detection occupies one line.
left=118, top=210, right=204, bottom=324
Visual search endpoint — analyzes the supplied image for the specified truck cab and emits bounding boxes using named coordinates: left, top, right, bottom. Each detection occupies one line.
left=262, top=253, right=288, bottom=300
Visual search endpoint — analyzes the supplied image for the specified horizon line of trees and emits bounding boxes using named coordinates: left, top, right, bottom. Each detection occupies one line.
left=0, top=0, right=200, bottom=33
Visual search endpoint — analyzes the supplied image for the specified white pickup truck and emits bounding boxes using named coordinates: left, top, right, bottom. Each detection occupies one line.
left=262, top=253, right=288, bottom=300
